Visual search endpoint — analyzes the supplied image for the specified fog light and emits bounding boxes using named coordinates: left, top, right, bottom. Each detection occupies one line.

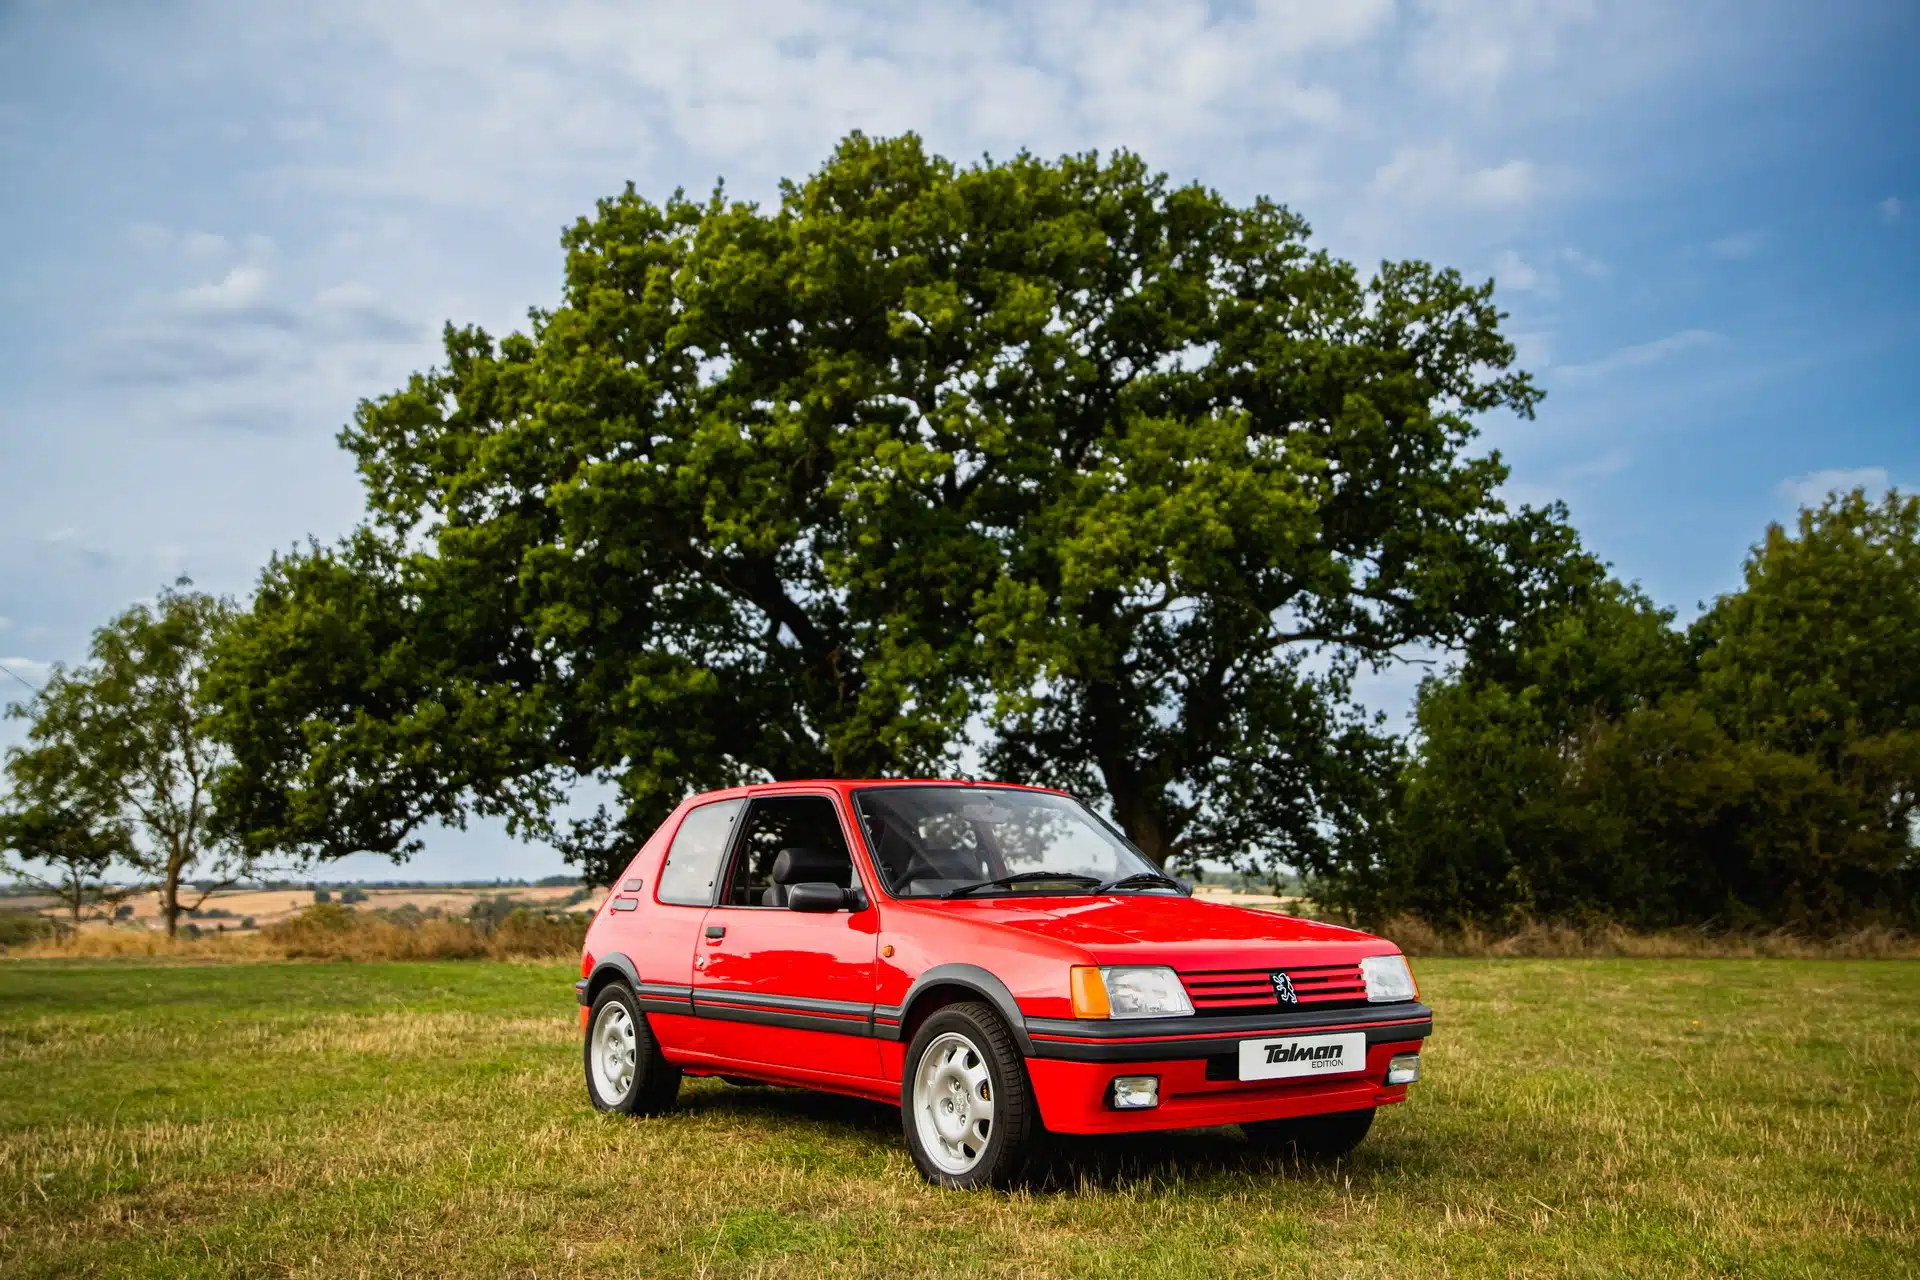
left=1386, top=1052, right=1421, bottom=1085
left=1111, top=1075, right=1160, bottom=1109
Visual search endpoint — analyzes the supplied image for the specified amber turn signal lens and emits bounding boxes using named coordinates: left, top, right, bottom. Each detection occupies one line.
left=1070, top=966, right=1111, bottom=1019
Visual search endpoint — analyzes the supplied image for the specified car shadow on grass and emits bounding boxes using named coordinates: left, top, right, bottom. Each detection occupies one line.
left=681, top=1078, right=900, bottom=1138
left=1024, top=1128, right=1381, bottom=1192
left=680, top=1080, right=1387, bottom=1190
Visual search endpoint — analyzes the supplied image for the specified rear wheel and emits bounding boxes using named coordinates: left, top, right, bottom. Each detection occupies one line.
left=1244, top=1107, right=1375, bottom=1160
left=901, top=1002, right=1036, bottom=1189
left=584, top=984, right=680, bottom=1115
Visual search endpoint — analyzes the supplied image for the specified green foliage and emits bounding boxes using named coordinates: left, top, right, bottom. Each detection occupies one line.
left=210, top=132, right=1572, bottom=881
left=1695, top=488, right=1920, bottom=758
left=1364, top=493, right=1920, bottom=931
left=3, top=580, right=246, bottom=936
left=0, top=908, right=61, bottom=948
left=0, top=800, right=133, bottom=923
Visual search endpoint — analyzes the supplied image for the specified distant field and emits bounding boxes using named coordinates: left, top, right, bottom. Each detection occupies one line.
left=1, top=958, right=1915, bottom=1278
left=5, top=883, right=603, bottom=933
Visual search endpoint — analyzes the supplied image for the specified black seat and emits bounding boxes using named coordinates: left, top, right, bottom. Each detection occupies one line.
left=760, top=846, right=852, bottom=906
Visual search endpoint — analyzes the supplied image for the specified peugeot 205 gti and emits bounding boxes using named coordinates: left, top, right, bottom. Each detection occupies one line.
left=577, top=780, right=1429, bottom=1188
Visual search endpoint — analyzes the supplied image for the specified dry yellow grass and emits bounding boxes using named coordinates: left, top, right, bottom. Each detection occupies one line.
left=11, top=882, right=607, bottom=935
left=7, top=902, right=585, bottom=962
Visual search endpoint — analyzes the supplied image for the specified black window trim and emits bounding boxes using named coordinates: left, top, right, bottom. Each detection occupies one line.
left=652, top=796, right=746, bottom=909
left=711, top=788, right=868, bottom=913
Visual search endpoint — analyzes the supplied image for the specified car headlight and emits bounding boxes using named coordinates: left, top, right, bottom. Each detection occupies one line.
left=1070, top=965, right=1194, bottom=1019
left=1360, top=953, right=1418, bottom=1003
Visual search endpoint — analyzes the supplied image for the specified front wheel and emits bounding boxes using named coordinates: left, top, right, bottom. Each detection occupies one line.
left=1244, top=1107, right=1375, bottom=1160
left=584, top=984, right=681, bottom=1115
left=901, top=1002, right=1036, bottom=1189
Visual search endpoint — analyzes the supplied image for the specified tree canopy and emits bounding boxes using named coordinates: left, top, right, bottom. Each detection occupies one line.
left=3, top=582, right=248, bottom=936
left=214, top=135, right=1574, bottom=886
left=210, top=133, right=1576, bottom=885
left=1361, top=490, right=1920, bottom=931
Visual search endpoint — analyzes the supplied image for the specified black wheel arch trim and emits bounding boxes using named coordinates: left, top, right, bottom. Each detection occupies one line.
left=582, top=953, right=697, bottom=1015
left=887, top=963, right=1037, bottom=1056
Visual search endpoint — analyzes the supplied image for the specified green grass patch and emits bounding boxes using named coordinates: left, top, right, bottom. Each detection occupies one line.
left=1, top=958, right=1915, bottom=1277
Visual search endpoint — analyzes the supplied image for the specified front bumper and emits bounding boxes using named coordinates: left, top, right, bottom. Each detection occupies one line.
left=1021, top=1001, right=1431, bottom=1134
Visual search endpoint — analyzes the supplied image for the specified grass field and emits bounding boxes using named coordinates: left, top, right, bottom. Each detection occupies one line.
left=1, top=959, right=1915, bottom=1278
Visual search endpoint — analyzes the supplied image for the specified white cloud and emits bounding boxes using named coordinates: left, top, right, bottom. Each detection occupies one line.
left=127, top=223, right=234, bottom=259
left=0, top=616, right=11, bottom=632
left=1556, top=328, right=1721, bottom=380
left=1557, top=246, right=1610, bottom=278
left=1406, top=0, right=1601, bottom=98
left=1370, top=141, right=1540, bottom=211
left=1493, top=249, right=1543, bottom=292
left=178, top=264, right=271, bottom=314
left=1, top=657, right=52, bottom=686
left=1707, top=228, right=1768, bottom=260
left=1510, top=330, right=1554, bottom=372
left=1882, top=197, right=1903, bottom=224
left=1778, top=467, right=1891, bottom=509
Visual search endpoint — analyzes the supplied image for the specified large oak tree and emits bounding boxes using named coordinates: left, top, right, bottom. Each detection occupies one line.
left=212, top=134, right=1576, bottom=883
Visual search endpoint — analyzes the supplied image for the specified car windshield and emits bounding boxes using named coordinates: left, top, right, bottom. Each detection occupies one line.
left=852, top=786, right=1165, bottom=899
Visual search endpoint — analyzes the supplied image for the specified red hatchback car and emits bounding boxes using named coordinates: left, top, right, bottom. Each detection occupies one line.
left=577, top=780, right=1430, bottom=1188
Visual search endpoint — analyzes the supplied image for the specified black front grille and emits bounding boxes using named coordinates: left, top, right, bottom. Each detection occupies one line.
left=1181, top=963, right=1370, bottom=1015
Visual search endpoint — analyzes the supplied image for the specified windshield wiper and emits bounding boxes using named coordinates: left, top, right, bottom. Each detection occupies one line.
left=1093, top=871, right=1188, bottom=895
left=944, top=872, right=1103, bottom=899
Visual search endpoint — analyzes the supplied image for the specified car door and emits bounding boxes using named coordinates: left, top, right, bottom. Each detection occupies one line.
left=690, top=791, right=882, bottom=1083
left=634, top=796, right=745, bottom=1052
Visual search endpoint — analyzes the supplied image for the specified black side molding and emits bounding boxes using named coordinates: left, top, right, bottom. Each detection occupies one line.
left=1026, top=1013, right=1434, bottom=1064
left=1024, top=1001, right=1433, bottom=1041
left=692, top=993, right=878, bottom=1037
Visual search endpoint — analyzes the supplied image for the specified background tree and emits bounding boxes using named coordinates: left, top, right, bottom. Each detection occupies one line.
left=6, top=581, right=250, bottom=937
left=0, top=794, right=136, bottom=925
left=211, top=133, right=1582, bottom=884
left=1368, top=490, right=1919, bottom=931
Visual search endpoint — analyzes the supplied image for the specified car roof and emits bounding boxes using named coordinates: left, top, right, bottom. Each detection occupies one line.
left=680, top=778, right=1072, bottom=805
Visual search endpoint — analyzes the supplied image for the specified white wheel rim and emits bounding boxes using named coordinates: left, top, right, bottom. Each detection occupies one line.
left=912, top=1031, right=995, bottom=1175
left=591, top=1002, right=638, bottom=1102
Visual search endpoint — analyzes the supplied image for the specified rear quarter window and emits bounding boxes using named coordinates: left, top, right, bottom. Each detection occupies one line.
left=656, top=799, right=744, bottom=906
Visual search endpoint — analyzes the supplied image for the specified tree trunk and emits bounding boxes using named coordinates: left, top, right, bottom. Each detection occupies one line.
left=1086, top=680, right=1173, bottom=866
left=1108, top=779, right=1171, bottom=866
left=162, top=860, right=182, bottom=939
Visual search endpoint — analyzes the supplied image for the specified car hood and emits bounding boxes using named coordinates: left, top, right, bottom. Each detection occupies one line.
left=938, top=894, right=1397, bottom=968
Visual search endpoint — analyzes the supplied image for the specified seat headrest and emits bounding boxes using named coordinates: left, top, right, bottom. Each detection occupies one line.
left=771, top=846, right=851, bottom=886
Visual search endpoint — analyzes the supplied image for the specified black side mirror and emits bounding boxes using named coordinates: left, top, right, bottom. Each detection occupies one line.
left=787, top=882, right=848, bottom=909
left=787, top=882, right=861, bottom=913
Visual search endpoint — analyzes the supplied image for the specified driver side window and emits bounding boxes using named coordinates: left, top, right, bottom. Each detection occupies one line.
left=722, top=795, right=859, bottom=907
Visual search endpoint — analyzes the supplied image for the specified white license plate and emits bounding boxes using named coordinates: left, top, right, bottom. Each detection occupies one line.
left=1238, top=1032, right=1367, bottom=1081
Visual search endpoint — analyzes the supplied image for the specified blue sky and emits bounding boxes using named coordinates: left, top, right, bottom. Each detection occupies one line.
left=1, top=1, right=1915, bottom=879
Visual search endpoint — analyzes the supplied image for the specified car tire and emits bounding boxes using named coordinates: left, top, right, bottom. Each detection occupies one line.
left=1243, top=1107, right=1375, bottom=1160
left=901, top=1001, right=1036, bottom=1189
left=584, top=984, right=681, bottom=1115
